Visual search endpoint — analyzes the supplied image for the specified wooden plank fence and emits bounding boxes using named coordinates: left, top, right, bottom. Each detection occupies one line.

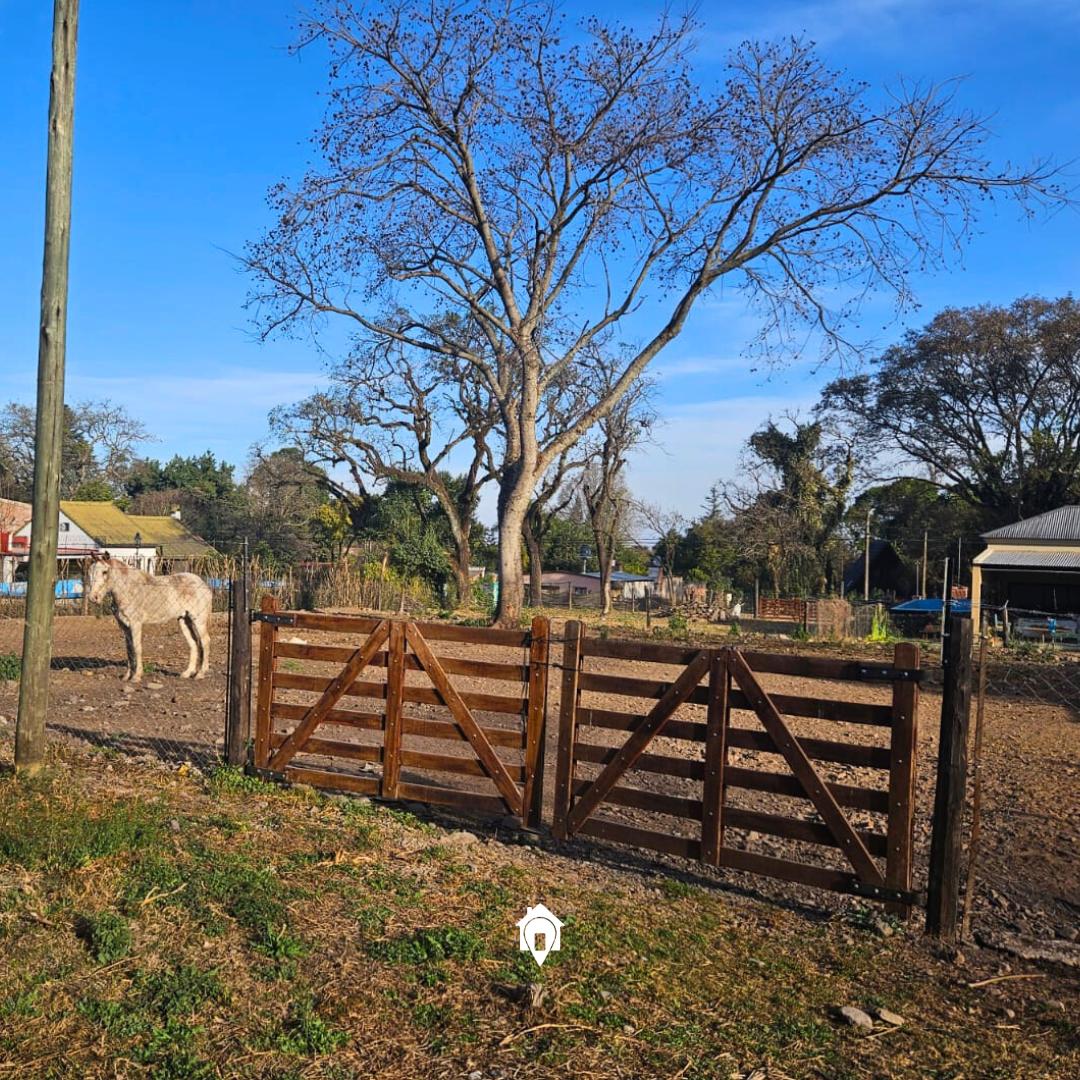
left=244, top=605, right=928, bottom=911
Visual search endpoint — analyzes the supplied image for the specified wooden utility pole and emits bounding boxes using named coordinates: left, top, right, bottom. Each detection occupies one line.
left=15, top=0, right=80, bottom=774
left=921, top=531, right=928, bottom=595
left=863, top=509, right=872, bottom=601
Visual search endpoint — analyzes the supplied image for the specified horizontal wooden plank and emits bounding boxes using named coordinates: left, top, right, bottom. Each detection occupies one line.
left=573, top=741, right=705, bottom=780
left=572, top=780, right=701, bottom=821
left=729, top=690, right=893, bottom=727
left=726, top=727, right=892, bottom=769
left=285, top=611, right=384, bottom=634
left=576, top=815, right=702, bottom=860
left=281, top=764, right=381, bottom=797
left=270, top=731, right=382, bottom=764
left=578, top=691, right=890, bottom=731
left=719, top=846, right=861, bottom=894
left=724, top=766, right=889, bottom=814
left=400, top=748, right=526, bottom=781
left=578, top=706, right=705, bottom=742
left=723, top=807, right=888, bottom=858
left=737, top=651, right=907, bottom=682
left=413, top=621, right=530, bottom=647
left=403, top=716, right=524, bottom=749
left=395, top=782, right=509, bottom=818
left=579, top=671, right=709, bottom=704
left=271, top=701, right=384, bottom=732
left=275, top=641, right=528, bottom=684
left=273, top=671, right=526, bottom=715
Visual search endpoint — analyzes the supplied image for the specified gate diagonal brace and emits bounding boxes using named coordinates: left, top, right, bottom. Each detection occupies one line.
left=726, top=648, right=886, bottom=888
left=268, top=620, right=390, bottom=773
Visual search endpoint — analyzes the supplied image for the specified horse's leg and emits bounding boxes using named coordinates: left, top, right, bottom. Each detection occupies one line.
left=192, top=611, right=211, bottom=679
left=129, top=621, right=144, bottom=683
left=116, top=615, right=134, bottom=681
left=177, top=616, right=198, bottom=678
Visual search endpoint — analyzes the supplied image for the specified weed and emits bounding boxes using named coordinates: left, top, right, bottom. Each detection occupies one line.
left=78, top=910, right=132, bottom=964
left=206, top=765, right=279, bottom=797
left=791, top=624, right=813, bottom=641
left=142, top=661, right=158, bottom=674
left=363, top=866, right=424, bottom=902
left=369, top=925, right=486, bottom=965
left=659, top=878, right=698, bottom=900
left=0, top=988, right=39, bottom=1018
left=0, top=653, right=20, bottom=681
left=268, top=995, right=348, bottom=1056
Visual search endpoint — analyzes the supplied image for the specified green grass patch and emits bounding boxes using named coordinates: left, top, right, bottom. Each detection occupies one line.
left=77, top=910, right=133, bottom=964
left=368, top=925, right=487, bottom=966
left=0, top=784, right=163, bottom=871
left=206, top=764, right=279, bottom=796
left=266, top=995, right=348, bottom=1056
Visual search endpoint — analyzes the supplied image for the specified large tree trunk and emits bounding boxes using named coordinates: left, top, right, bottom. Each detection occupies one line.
left=494, top=475, right=530, bottom=627
left=597, top=541, right=613, bottom=616
left=452, top=536, right=472, bottom=610
left=523, top=514, right=544, bottom=607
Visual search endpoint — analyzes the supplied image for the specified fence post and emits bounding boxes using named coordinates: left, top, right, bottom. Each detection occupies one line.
left=926, top=614, right=973, bottom=941
left=252, top=594, right=279, bottom=771
left=381, top=619, right=406, bottom=800
left=552, top=620, right=583, bottom=840
left=701, top=649, right=730, bottom=867
left=885, top=641, right=920, bottom=917
left=225, top=562, right=251, bottom=767
left=523, top=615, right=551, bottom=829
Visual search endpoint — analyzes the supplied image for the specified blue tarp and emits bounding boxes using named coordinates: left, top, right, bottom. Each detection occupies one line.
left=0, top=580, right=83, bottom=599
left=891, top=598, right=971, bottom=614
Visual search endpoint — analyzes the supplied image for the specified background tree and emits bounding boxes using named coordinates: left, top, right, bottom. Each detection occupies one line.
left=721, top=416, right=854, bottom=597
left=269, top=338, right=498, bottom=605
left=247, top=0, right=1060, bottom=624
left=820, top=297, right=1080, bottom=525
left=0, top=399, right=150, bottom=500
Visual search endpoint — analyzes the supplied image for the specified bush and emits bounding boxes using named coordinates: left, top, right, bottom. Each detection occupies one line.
left=0, top=653, right=20, bottom=681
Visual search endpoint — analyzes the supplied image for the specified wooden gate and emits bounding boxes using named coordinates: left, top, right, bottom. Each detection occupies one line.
left=251, top=599, right=550, bottom=825
left=553, top=624, right=921, bottom=908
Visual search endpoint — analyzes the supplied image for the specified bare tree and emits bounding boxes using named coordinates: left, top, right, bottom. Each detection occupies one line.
left=269, top=340, right=498, bottom=604
left=246, top=0, right=1062, bottom=624
left=578, top=376, right=655, bottom=614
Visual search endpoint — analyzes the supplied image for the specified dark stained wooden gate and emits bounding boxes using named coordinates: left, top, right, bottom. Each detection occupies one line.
left=553, top=624, right=922, bottom=909
left=251, top=599, right=550, bottom=825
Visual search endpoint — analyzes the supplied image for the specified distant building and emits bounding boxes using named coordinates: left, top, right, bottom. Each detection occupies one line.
left=842, top=539, right=914, bottom=599
left=0, top=500, right=216, bottom=587
left=971, top=506, right=1080, bottom=625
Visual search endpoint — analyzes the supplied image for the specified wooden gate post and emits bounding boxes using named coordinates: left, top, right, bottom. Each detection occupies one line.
left=885, top=641, right=920, bottom=916
left=523, top=616, right=551, bottom=829
left=252, top=595, right=279, bottom=771
left=552, top=620, right=583, bottom=840
left=926, top=615, right=974, bottom=940
left=225, top=565, right=251, bottom=767
left=381, top=620, right=407, bottom=799
left=701, top=649, right=730, bottom=866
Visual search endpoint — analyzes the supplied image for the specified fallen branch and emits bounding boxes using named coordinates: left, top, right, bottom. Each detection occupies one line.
left=499, top=1023, right=599, bottom=1047
left=968, top=973, right=1046, bottom=988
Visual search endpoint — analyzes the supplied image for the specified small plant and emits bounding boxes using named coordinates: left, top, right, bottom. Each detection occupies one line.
left=791, top=624, right=812, bottom=641
left=668, top=612, right=689, bottom=634
left=867, top=604, right=893, bottom=643
left=206, top=765, right=279, bottom=797
left=142, top=661, right=158, bottom=675
left=269, top=995, right=348, bottom=1056
left=728, top=621, right=741, bottom=637
left=78, top=910, right=133, bottom=964
left=369, top=925, right=486, bottom=965
left=0, top=653, right=21, bottom=681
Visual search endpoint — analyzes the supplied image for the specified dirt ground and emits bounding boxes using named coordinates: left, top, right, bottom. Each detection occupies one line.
left=0, top=611, right=1076, bottom=965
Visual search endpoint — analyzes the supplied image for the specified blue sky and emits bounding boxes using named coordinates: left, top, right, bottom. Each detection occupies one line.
left=1, top=1, right=1078, bottom=522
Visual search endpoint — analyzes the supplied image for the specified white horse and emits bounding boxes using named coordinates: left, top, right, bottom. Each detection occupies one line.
left=86, top=553, right=212, bottom=681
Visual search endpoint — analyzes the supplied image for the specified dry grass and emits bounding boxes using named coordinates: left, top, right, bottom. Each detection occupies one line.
left=0, top=742, right=1076, bottom=1079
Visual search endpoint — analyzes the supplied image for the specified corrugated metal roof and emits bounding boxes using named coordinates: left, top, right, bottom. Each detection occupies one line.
left=975, top=549, right=1080, bottom=571
left=982, top=506, right=1080, bottom=542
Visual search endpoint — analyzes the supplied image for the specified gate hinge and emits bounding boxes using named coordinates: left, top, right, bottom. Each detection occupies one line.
left=848, top=880, right=926, bottom=906
left=857, top=665, right=923, bottom=683
left=250, top=611, right=297, bottom=627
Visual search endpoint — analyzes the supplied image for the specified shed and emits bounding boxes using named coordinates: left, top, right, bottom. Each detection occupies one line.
left=971, top=506, right=1080, bottom=625
left=842, top=539, right=913, bottom=599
